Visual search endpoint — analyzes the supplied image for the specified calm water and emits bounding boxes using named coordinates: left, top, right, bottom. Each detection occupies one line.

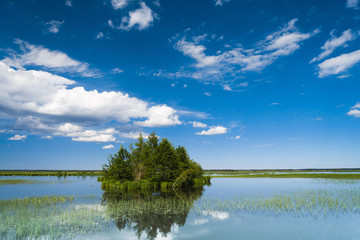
left=1, top=176, right=360, bottom=239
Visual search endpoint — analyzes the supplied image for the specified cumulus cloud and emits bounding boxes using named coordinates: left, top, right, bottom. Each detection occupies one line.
left=3, top=40, right=98, bottom=77
left=191, top=121, right=207, bottom=128
left=347, top=103, right=360, bottom=117
left=172, top=19, right=317, bottom=88
left=135, top=105, right=181, bottom=127
left=196, top=126, right=227, bottom=135
left=120, top=132, right=149, bottom=139
left=8, top=134, right=27, bottom=141
left=317, top=49, right=360, bottom=77
left=311, top=29, right=358, bottom=63
left=111, top=0, right=128, bottom=9
left=102, top=144, right=115, bottom=149
left=0, top=58, right=182, bottom=142
left=119, top=2, right=157, bottom=31
left=57, top=124, right=117, bottom=142
left=45, top=20, right=64, bottom=34
left=346, top=0, right=359, bottom=9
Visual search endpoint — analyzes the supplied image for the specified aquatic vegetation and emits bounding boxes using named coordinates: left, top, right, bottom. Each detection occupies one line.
left=0, top=171, right=101, bottom=177
left=205, top=168, right=360, bottom=175
left=193, top=188, right=360, bottom=218
left=0, top=195, right=111, bottom=239
left=210, top=173, right=360, bottom=179
left=2, top=177, right=360, bottom=239
left=0, top=179, right=38, bottom=185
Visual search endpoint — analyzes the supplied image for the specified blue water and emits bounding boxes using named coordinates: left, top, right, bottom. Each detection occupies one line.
left=1, top=176, right=360, bottom=239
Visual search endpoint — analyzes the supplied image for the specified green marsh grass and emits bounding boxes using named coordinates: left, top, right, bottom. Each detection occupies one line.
left=210, top=173, right=360, bottom=179
left=0, top=179, right=38, bottom=185
left=0, top=195, right=111, bottom=239
left=0, top=170, right=101, bottom=177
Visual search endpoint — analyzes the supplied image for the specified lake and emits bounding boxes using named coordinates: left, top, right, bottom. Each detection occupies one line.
left=1, top=176, right=359, bottom=239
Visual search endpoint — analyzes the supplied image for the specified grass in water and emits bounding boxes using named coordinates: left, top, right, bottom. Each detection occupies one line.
left=1, top=185, right=360, bottom=239
left=0, top=179, right=38, bottom=185
left=0, top=195, right=111, bottom=239
left=210, top=173, right=360, bottom=179
left=194, top=187, right=360, bottom=218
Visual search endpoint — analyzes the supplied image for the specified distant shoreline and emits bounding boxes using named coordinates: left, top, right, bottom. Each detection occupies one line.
left=1, top=168, right=360, bottom=172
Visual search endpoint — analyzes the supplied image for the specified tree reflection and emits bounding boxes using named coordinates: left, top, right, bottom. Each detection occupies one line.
left=102, top=187, right=205, bottom=240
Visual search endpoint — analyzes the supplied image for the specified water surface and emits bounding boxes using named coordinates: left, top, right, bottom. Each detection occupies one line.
left=1, top=176, right=359, bottom=239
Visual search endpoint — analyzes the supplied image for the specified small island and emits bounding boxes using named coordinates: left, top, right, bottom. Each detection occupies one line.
left=99, top=132, right=211, bottom=190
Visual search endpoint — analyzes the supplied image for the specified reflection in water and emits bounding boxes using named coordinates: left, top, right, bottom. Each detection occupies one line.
left=102, top=187, right=205, bottom=240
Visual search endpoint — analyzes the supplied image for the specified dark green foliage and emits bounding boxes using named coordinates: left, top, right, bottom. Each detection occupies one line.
left=102, top=132, right=207, bottom=189
left=102, top=145, right=133, bottom=181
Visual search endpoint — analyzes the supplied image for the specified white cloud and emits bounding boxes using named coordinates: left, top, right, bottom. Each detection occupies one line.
left=112, top=68, right=123, bottom=74
left=65, top=0, right=72, bottom=7
left=346, top=0, right=359, bottom=9
left=196, top=126, right=227, bottom=135
left=191, top=121, right=207, bottom=128
left=0, top=60, right=182, bottom=141
left=40, top=135, right=53, bottom=139
left=45, top=20, right=64, bottom=34
left=214, top=0, right=232, bottom=6
left=317, top=49, right=360, bottom=77
left=235, top=135, right=240, bottom=140
left=135, top=105, right=181, bottom=127
left=172, top=19, right=316, bottom=88
left=8, top=134, right=27, bottom=141
left=111, top=0, right=128, bottom=9
left=174, top=38, right=219, bottom=68
left=119, top=2, right=156, bottom=31
left=102, top=144, right=115, bottom=149
left=96, top=32, right=104, bottom=39
left=311, top=29, right=358, bottom=63
left=55, top=124, right=118, bottom=142
left=120, top=132, right=149, bottom=139
left=223, top=85, right=232, bottom=91
left=3, top=40, right=97, bottom=77
left=347, top=103, right=360, bottom=117
left=108, top=19, right=115, bottom=29
left=204, top=92, right=212, bottom=96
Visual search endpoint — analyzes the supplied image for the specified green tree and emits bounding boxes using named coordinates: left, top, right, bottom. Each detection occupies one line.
left=103, top=145, right=133, bottom=181
left=150, top=138, right=178, bottom=182
left=131, top=134, right=147, bottom=180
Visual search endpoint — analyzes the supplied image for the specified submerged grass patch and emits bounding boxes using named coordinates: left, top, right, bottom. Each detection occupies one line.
left=0, top=195, right=111, bottom=239
left=2, top=183, right=360, bottom=239
left=0, top=171, right=101, bottom=177
left=211, top=173, right=360, bottom=179
left=194, top=187, right=360, bottom=218
left=0, top=179, right=38, bottom=185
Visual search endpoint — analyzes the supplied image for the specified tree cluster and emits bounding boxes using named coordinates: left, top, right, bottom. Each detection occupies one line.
left=102, top=133, right=204, bottom=187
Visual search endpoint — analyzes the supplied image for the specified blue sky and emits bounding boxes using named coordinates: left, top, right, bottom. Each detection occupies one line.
left=1, top=0, right=360, bottom=170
